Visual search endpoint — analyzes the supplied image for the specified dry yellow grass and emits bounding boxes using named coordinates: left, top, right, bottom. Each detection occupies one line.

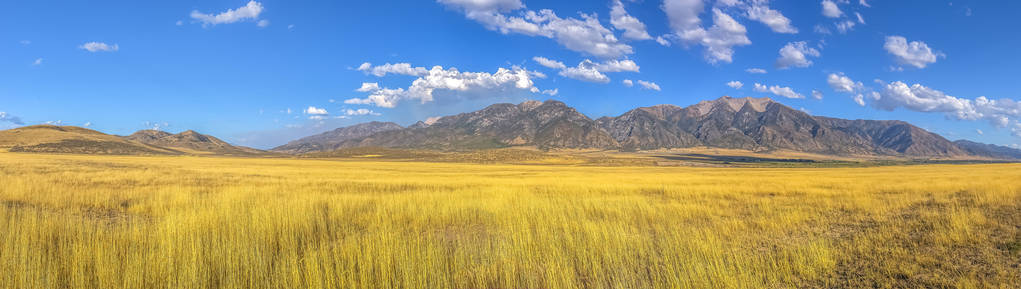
left=1, top=152, right=1019, bottom=288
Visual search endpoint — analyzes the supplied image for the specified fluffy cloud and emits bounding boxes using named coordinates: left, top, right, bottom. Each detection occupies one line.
left=33, top=58, right=42, bottom=66
left=821, top=0, right=843, bottom=18
left=532, top=56, right=566, bottom=70
left=745, top=68, right=767, bottom=74
left=622, top=79, right=634, bottom=87
left=357, top=62, right=429, bottom=77
left=79, top=42, right=119, bottom=52
left=355, top=82, right=381, bottom=92
left=826, top=73, right=863, bottom=93
left=727, top=80, right=743, bottom=89
left=874, top=81, right=1021, bottom=128
left=754, top=83, right=804, bottom=99
left=663, top=0, right=751, bottom=64
left=439, top=0, right=633, bottom=58
left=190, top=1, right=265, bottom=27
left=884, top=36, right=944, bottom=69
left=305, top=106, right=328, bottom=115
left=826, top=73, right=868, bottom=106
left=541, top=88, right=558, bottom=96
left=0, top=112, right=24, bottom=125
left=346, top=64, right=545, bottom=108
left=776, top=41, right=821, bottom=69
left=637, top=80, right=661, bottom=91
left=536, top=58, right=639, bottom=83
left=610, top=0, right=652, bottom=40
left=745, top=3, right=798, bottom=34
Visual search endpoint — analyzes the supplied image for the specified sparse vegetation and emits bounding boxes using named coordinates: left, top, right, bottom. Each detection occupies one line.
left=1, top=152, right=1019, bottom=288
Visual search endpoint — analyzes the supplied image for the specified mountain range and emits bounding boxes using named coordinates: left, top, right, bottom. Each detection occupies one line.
left=2, top=96, right=1019, bottom=160
left=274, top=96, right=1015, bottom=159
left=0, top=125, right=262, bottom=156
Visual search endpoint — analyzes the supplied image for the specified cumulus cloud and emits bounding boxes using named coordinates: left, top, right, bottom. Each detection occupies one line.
left=305, top=106, right=328, bottom=115
left=812, top=90, right=824, bottom=100
left=439, top=0, right=633, bottom=58
left=79, top=42, right=119, bottom=52
left=754, top=83, right=804, bottom=99
left=356, top=82, right=381, bottom=92
left=727, top=80, right=743, bottom=89
left=622, top=79, right=634, bottom=87
left=655, top=36, right=672, bottom=46
left=745, top=3, right=798, bottom=34
left=541, top=88, right=559, bottom=96
left=745, top=68, right=767, bottom=74
left=662, top=0, right=751, bottom=64
left=357, top=62, right=429, bottom=77
left=776, top=41, right=821, bottom=69
left=345, top=64, right=545, bottom=108
left=826, top=73, right=864, bottom=93
left=821, top=0, right=843, bottom=18
left=33, top=58, right=42, bottom=66
left=532, top=56, right=566, bottom=70
left=0, top=112, right=24, bottom=125
left=610, top=0, right=652, bottom=40
left=537, top=58, right=639, bottom=83
left=190, top=1, right=265, bottom=27
left=874, top=81, right=1021, bottom=129
left=884, top=36, right=944, bottom=69
left=637, top=80, right=661, bottom=91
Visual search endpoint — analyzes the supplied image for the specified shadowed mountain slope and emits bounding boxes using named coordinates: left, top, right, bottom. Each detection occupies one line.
left=271, top=121, right=403, bottom=154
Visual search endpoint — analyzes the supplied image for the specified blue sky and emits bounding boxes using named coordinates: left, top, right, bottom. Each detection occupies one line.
left=2, top=0, right=1020, bottom=149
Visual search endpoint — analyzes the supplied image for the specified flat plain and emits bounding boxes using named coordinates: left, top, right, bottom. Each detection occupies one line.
left=1, top=152, right=1019, bottom=288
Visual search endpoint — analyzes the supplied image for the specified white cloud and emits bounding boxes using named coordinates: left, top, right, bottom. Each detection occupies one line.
left=826, top=73, right=864, bottom=93
left=545, top=59, right=639, bottom=83
left=622, top=79, right=634, bottom=87
left=821, top=0, right=843, bottom=18
left=884, top=36, right=944, bottom=69
left=976, top=129, right=983, bottom=135
left=874, top=81, right=1021, bottom=128
left=655, top=36, right=672, bottom=46
left=0, top=112, right=24, bottom=125
left=560, top=61, right=609, bottom=83
left=346, top=64, right=544, bottom=108
left=19, top=40, right=31, bottom=45
left=812, top=90, right=824, bottom=100
left=356, top=82, right=381, bottom=92
left=344, top=109, right=380, bottom=116
left=754, top=83, right=804, bottom=99
left=855, top=12, right=865, bottom=24
left=745, top=3, right=798, bottom=34
left=637, top=80, right=661, bottom=91
left=439, top=1, right=633, bottom=58
left=776, top=41, right=821, bottom=69
left=33, top=58, right=42, bottom=66
left=532, top=56, right=566, bottom=69
left=860, top=0, right=871, bottom=8
left=357, top=62, right=429, bottom=77
left=305, top=106, right=328, bottom=115
left=610, top=0, right=652, bottom=40
left=79, top=42, right=119, bottom=52
left=541, top=88, right=559, bottom=96
left=190, top=1, right=265, bottom=27
left=257, top=19, right=270, bottom=27
left=745, top=68, right=767, bottom=74
left=662, top=0, right=751, bottom=64
left=727, top=80, right=743, bottom=89
left=83, top=122, right=92, bottom=127
left=852, top=94, right=866, bottom=106
left=835, top=20, right=855, bottom=33
left=176, top=20, right=184, bottom=26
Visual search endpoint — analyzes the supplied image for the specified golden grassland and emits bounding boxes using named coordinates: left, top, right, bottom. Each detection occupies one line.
left=0, top=153, right=1019, bottom=288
